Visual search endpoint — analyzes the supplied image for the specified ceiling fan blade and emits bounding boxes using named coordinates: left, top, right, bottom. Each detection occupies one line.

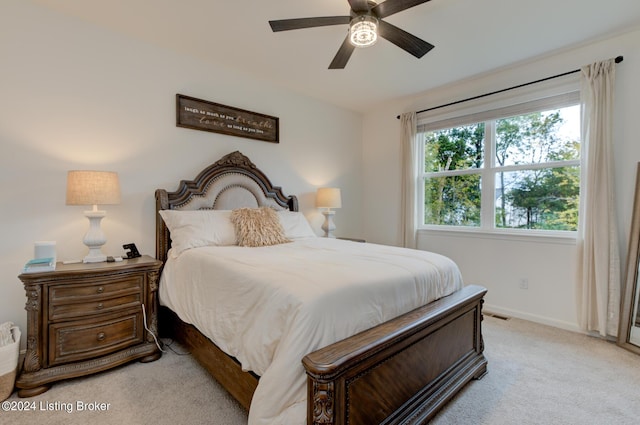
left=373, top=0, right=432, bottom=19
left=378, top=19, right=434, bottom=58
left=348, top=0, right=371, bottom=13
left=269, top=16, right=350, bottom=32
left=329, top=36, right=356, bottom=69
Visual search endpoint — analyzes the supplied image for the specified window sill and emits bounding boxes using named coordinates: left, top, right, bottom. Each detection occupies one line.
left=417, top=227, right=577, bottom=246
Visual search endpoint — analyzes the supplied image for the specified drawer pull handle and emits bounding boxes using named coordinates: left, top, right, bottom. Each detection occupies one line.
left=97, top=332, right=106, bottom=341
left=97, top=287, right=104, bottom=294
left=97, top=303, right=104, bottom=310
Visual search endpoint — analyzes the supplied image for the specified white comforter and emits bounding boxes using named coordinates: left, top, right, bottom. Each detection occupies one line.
left=159, top=238, right=464, bottom=425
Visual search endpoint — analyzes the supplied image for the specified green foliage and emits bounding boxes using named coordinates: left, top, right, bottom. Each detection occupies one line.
left=424, top=175, right=481, bottom=226
left=425, top=123, right=484, bottom=172
left=424, top=124, right=484, bottom=226
left=501, top=166, right=580, bottom=230
left=423, top=108, right=580, bottom=230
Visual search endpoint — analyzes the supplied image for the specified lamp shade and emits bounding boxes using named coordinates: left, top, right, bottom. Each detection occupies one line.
left=316, top=187, right=342, bottom=209
left=66, top=170, right=121, bottom=206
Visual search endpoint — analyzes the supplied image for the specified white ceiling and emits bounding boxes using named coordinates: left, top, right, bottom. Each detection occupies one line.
left=31, top=0, right=640, bottom=113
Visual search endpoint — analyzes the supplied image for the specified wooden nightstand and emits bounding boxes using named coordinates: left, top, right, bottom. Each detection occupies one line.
left=16, top=255, right=163, bottom=397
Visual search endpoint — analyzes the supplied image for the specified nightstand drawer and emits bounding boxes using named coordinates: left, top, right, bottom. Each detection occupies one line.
left=49, top=277, right=143, bottom=321
left=50, top=276, right=143, bottom=301
left=49, top=310, right=143, bottom=366
left=50, top=293, right=142, bottom=321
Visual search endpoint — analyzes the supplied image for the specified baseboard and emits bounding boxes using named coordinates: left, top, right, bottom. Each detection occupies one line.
left=483, top=303, right=582, bottom=334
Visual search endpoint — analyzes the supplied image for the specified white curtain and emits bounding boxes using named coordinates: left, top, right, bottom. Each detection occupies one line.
left=577, top=58, right=621, bottom=337
left=400, top=112, right=418, bottom=248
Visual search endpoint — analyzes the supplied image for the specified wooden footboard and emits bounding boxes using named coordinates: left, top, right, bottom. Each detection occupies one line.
left=160, top=285, right=486, bottom=424
left=303, top=284, right=487, bottom=425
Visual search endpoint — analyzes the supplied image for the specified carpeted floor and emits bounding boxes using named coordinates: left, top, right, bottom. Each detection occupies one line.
left=2, top=316, right=639, bottom=424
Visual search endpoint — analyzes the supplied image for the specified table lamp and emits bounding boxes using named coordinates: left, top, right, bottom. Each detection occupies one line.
left=66, top=170, right=121, bottom=263
left=316, top=187, right=342, bottom=238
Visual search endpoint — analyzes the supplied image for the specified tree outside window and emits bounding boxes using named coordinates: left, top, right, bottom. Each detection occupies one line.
left=421, top=104, right=580, bottom=232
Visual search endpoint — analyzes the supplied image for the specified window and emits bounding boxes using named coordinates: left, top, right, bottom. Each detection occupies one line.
left=418, top=93, right=581, bottom=233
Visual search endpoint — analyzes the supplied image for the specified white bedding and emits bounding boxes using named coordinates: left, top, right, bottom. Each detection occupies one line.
left=159, top=238, right=464, bottom=425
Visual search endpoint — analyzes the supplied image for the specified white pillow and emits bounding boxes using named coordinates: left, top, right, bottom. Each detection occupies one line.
left=159, top=209, right=236, bottom=257
left=278, top=210, right=317, bottom=239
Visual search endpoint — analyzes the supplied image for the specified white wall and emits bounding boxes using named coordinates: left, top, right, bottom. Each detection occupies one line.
left=363, top=28, right=640, bottom=331
left=0, top=1, right=363, bottom=337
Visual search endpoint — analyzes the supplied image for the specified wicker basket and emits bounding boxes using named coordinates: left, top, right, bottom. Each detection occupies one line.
left=0, top=325, right=20, bottom=401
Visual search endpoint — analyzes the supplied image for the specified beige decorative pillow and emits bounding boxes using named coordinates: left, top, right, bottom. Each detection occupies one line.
left=230, top=207, right=291, bottom=247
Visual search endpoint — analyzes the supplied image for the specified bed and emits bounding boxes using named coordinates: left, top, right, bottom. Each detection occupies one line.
left=155, top=151, right=487, bottom=425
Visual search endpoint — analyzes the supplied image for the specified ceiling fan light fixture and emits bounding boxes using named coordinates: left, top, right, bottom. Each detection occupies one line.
left=349, top=15, right=378, bottom=48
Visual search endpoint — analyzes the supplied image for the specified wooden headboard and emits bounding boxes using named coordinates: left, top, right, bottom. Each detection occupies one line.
left=155, top=151, right=298, bottom=262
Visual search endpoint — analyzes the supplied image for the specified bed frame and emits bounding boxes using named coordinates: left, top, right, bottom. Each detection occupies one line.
left=155, top=151, right=487, bottom=424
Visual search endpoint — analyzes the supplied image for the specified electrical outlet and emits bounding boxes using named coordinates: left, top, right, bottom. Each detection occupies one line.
left=518, top=278, right=529, bottom=289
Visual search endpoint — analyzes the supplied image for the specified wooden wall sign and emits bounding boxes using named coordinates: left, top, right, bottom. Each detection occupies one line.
left=176, top=94, right=279, bottom=143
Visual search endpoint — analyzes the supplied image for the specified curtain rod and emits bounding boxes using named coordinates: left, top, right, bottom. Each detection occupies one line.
left=396, top=55, right=624, bottom=119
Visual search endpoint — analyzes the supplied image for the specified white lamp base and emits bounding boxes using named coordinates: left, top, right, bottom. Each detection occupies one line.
left=82, top=210, right=107, bottom=263
left=321, top=210, right=337, bottom=238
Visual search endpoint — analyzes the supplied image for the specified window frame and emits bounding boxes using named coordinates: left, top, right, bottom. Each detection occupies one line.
left=416, top=76, right=581, bottom=238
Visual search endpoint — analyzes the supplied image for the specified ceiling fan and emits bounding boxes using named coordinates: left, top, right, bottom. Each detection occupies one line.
left=269, top=0, right=434, bottom=69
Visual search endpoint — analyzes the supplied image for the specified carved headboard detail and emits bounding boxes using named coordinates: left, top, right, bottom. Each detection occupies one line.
left=155, top=151, right=298, bottom=262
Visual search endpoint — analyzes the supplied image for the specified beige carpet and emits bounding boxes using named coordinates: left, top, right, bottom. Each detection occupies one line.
left=2, top=316, right=640, bottom=424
